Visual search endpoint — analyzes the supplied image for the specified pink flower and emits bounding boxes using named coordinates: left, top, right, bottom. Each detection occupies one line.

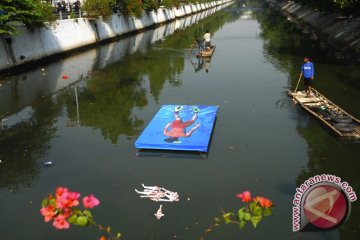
left=53, top=214, right=70, bottom=229
left=40, top=205, right=56, bottom=222
left=56, top=191, right=80, bottom=209
left=67, top=191, right=80, bottom=207
left=55, top=187, right=69, bottom=198
left=236, top=191, right=252, bottom=203
left=82, top=194, right=100, bottom=209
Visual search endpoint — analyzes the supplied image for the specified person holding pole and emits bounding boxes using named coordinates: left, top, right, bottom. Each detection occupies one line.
left=299, top=56, right=314, bottom=97
left=193, top=36, right=204, bottom=52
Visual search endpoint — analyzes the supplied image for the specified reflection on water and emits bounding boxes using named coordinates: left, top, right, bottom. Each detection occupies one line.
left=0, top=1, right=359, bottom=240
left=190, top=56, right=212, bottom=73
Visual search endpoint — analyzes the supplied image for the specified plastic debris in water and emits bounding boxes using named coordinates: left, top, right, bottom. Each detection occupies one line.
left=42, top=161, right=54, bottom=166
left=135, top=183, right=179, bottom=202
left=154, top=205, right=165, bottom=220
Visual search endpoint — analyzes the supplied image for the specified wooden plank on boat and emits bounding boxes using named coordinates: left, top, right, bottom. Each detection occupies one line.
left=288, top=89, right=360, bottom=140
left=197, top=45, right=216, bottom=58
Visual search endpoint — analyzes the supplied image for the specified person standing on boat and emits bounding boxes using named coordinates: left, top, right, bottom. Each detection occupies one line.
left=193, top=36, right=204, bottom=52
left=203, top=30, right=211, bottom=48
left=299, top=56, right=314, bottom=97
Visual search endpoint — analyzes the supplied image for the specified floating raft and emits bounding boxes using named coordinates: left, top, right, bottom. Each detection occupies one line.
left=135, top=105, right=218, bottom=152
left=288, top=89, right=360, bottom=140
left=197, top=46, right=216, bottom=58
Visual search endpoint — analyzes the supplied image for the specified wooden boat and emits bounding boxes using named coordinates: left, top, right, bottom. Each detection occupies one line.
left=197, top=46, right=216, bottom=58
left=288, top=89, right=360, bottom=140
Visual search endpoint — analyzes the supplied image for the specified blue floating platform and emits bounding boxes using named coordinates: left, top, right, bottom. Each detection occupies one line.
left=135, top=105, right=218, bottom=152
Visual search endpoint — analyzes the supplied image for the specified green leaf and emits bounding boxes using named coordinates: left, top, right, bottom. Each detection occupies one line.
left=263, top=207, right=273, bottom=216
left=83, top=210, right=93, bottom=219
left=244, top=213, right=251, bottom=221
left=223, top=213, right=233, bottom=224
left=253, top=205, right=263, bottom=216
left=67, top=214, right=78, bottom=225
left=239, top=219, right=247, bottom=229
left=41, top=198, right=49, bottom=208
left=106, top=226, right=111, bottom=233
left=238, top=208, right=245, bottom=221
left=250, top=215, right=262, bottom=228
left=77, top=216, right=88, bottom=226
left=214, top=217, right=222, bottom=223
left=249, top=202, right=256, bottom=212
left=49, top=198, right=56, bottom=206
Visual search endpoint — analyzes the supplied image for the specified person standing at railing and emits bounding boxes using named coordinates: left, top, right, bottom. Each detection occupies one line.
left=56, top=1, right=62, bottom=13
left=74, top=0, right=80, bottom=13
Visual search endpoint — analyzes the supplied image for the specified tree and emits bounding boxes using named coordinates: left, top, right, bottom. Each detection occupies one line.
left=0, top=0, right=55, bottom=36
left=82, top=0, right=116, bottom=19
left=294, top=0, right=360, bottom=16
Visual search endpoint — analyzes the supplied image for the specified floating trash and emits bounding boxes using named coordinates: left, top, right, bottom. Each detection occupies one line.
left=135, top=183, right=179, bottom=202
left=42, top=161, right=54, bottom=166
left=154, top=205, right=165, bottom=220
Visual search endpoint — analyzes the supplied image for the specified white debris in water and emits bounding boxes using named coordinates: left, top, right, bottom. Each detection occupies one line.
left=135, top=183, right=179, bottom=202
left=154, top=205, right=165, bottom=220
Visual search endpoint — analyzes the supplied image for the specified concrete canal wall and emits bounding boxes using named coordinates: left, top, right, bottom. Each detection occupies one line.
left=268, top=0, right=360, bottom=57
left=0, top=4, right=233, bottom=117
left=0, top=1, right=234, bottom=72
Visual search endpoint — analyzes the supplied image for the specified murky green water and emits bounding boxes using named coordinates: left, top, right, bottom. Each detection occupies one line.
left=1, top=2, right=359, bottom=240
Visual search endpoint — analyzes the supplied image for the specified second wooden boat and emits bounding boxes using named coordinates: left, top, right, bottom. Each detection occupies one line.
left=288, top=89, right=360, bottom=140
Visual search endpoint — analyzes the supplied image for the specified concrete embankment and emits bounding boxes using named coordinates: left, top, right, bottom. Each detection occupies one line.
left=268, top=0, right=360, bottom=58
left=0, top=1, right=233, bottom=73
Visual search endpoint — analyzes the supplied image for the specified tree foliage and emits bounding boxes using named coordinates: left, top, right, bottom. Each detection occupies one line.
left=82, top=0, right=116, bottom=19
left=0, top=0, right=55, bottom=36
left=293, top=0, right=360, bottom=16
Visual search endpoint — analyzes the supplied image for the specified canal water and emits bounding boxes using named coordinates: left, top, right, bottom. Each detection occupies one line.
left=0, top=2, right=359, bottom=240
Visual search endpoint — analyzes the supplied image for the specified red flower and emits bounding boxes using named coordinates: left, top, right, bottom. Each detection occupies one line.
left=254, top=196, right=273, bottom=208
left=40, top=205, right=56, bottom=222
left=56, top=187, right=69, bottom=198
left=236, top=191, right=251, bottom=203
left=56, top=188, right=80, bottom=209
left=53, top=214, right=70, bottom=229
left=259, top=197, right=272, bottom=208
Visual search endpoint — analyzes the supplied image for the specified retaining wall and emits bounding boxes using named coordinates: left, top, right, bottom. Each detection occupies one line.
left=0, top=0, right=234, bottom=72
left=268, top=0, right=360, bottom=56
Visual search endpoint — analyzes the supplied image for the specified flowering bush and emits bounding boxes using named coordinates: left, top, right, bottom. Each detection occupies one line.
left=201, top=191, right=274, bottom=239
left=40, top=187, right=121, bottom=240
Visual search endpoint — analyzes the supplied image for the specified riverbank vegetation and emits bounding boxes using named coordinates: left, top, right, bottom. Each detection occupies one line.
left=274, top=0, right=360, bottom=16
left=0, top=0, right=218, bottom=36
left=0, top=0, right=56, bottom=35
